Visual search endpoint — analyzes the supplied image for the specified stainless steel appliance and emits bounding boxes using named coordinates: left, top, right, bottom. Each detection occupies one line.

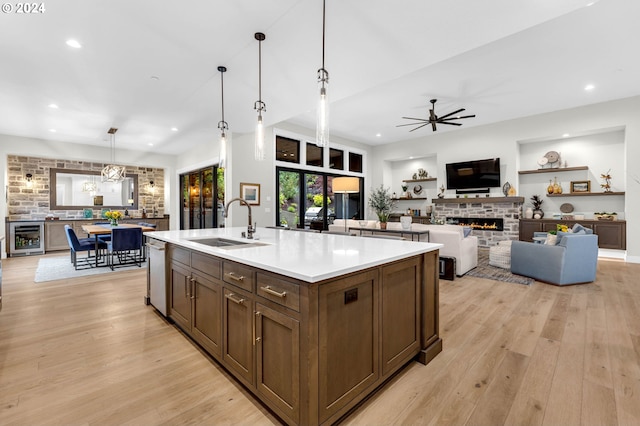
left=9, top=221, right=45, bottom=256
left=146, top=238, right=167, bottom=316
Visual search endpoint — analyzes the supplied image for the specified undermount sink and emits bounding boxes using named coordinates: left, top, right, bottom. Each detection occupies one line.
left=186, top=237, right=267, bottom=249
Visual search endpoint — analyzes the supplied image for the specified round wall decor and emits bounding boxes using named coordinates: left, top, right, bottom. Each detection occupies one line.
left=560, top=203, right=574, bottom=213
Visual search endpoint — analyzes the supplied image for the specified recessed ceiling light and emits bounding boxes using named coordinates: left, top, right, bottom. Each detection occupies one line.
left=150, top=76, right=160, bottom=81
left=48, top=103, right=59, bottom=109
left=148, top=143, right=154, bottom=146
left=171, top=127, right=178, bottom=132
left=409, top=156, right=414, bottom=160
left=562, top=133, right=570, bottom=138
left=376, top=133, right=381, bottom=137
left=65, top=39, right=82, bottom=49
left=584, top=84, right=595, bottom=91
left=49, top=129, right=57, bottom=133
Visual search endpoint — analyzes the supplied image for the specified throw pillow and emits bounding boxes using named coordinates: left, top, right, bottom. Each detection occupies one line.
left=572, top=223, right=593, bottom=234
left=544, top=234, right=558, bottom=245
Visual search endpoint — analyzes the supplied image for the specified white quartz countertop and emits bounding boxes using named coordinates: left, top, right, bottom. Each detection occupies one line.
left=146, top=227, right=442, bottom=283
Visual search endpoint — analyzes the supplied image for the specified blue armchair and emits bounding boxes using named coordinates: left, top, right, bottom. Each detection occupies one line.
left=511, top=233, right=599, bottom=285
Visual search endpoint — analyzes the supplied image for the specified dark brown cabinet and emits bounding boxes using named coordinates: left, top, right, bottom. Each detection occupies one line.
left=165, top=243, right=440, bottom=426
left=519, top=219, right=626, bottom=250
left=169, top=246, right=222, bottom=357
left=256, top=303, right=300, bottom=423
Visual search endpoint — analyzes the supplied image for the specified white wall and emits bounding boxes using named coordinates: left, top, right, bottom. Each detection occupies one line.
left=371, top=95, right=640, bottom=262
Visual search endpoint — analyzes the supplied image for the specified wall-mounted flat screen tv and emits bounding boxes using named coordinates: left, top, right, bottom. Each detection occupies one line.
left=445, top=158, right=501, bottom=190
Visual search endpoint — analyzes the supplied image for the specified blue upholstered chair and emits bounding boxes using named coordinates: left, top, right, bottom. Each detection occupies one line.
left=64, top=225, right=107, bottom=270
left=106, top=227, right=143, bottom=270
left=93, top=222, right=112, bottom=242
left=511, top=233, right=599, bottom=285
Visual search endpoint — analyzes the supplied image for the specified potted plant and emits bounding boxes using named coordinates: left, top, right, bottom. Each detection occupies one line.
left=368, top=185, right=396, bottom=229
left=530, top=195, right=544, bottom=219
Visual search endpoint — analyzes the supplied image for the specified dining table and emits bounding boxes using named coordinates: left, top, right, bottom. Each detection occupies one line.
left=81, top=223, right=156, bottom=267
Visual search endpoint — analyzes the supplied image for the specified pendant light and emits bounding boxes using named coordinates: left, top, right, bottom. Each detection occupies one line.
left=217, top=66, right=228, bottom=169
left=316, top=0, right=329, bottom=147
left=101, top=127, right=126, bottom=182
left=254, top=32, right=266, bottom=161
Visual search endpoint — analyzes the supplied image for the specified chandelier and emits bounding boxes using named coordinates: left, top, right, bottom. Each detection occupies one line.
left=102, top=127, right=126, bottom=182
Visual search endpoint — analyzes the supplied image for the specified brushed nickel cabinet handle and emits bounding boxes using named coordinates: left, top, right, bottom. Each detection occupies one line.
left=225, top=293, right=245, bottom=305
left=226, top=272, right=245, bottom=282
left=260, top=285, right=287, bottom=298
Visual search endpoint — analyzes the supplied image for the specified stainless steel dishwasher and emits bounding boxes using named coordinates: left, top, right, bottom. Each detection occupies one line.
left=146, top=238, right=167, bottom=316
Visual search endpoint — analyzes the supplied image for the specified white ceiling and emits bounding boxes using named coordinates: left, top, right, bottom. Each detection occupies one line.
left=1, top=0, right=638, bottom=155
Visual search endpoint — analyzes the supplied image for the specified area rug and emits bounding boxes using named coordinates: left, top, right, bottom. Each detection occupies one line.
left=465, top=248, right=534, bottom=285
left=34, top=256, right=146, bottom=283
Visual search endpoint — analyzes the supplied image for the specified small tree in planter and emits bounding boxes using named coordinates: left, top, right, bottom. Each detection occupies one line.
left=368, top=185, right=396, bottom=228
left=530, top=194, right=544, bottom=219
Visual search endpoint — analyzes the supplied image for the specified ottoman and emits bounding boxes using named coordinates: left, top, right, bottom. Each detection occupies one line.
left=489, top=242, right=512, bottom=269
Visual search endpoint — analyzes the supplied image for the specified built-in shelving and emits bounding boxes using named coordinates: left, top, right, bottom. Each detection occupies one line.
left=518, top=166, right=588, bottom=175
left=402, top=178, right=437, bottom=182
left=546, top=192, right=625, bottom=197
left=392, top=197, right=428, bottom=201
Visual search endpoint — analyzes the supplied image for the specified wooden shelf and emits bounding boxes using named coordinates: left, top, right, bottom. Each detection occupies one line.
left=518, top=166, right=588, bottom=175
left=392, top=197, right=428, bottom=200
left=546, top=192, right=625, bottom=197
left=402, top=178, right=437, bottom=182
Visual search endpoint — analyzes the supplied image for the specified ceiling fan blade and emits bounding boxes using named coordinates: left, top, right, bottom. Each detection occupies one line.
left=440, top=114, right=476, bottom=121
left=408, top=122, right=432, bottom=132
left=397, top=122, right=429, bottom=128
left=437, top=108, right=465, bottom=121
left=401, top=116, right=430, bottom=122
left=440, top=121, right=463, bottom=126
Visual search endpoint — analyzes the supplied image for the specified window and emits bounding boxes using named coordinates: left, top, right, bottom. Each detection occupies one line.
left=329, top=148, right=344, bottom=170
left=306, top=144, right=323, bottom=167
left=277, top=167, right=363, bottom=230
left=349, top=152, right=363, bottom=173
left=276, top=136, right=300, bottom=163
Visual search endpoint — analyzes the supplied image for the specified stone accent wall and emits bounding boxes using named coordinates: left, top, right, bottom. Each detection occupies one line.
left=433, top=199, right=523, bottom=247
left=6, top=155, right=165, bottom=221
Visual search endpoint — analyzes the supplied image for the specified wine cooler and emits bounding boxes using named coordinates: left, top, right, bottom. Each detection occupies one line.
left=9, top=221, right=45, bottom=256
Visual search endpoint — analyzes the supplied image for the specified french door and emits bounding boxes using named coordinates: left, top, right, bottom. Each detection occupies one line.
left=180, top=166, right=224, bottom=230
left=276, top=167, right=363, bottom=230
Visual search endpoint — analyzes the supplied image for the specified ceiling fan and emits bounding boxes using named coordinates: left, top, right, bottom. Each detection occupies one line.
left=398, top=98, right=476, bottom=132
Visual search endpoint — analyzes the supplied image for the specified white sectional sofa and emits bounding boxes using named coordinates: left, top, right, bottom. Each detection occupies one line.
left=329, top=219, right=478, bottom=276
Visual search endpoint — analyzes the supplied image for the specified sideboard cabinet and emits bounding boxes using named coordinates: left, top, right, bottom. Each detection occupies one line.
left=519, top=219, right=626, bottom=250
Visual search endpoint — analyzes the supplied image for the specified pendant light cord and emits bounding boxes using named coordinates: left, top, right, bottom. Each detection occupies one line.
left=217, top=66, right=228, bottom=131
left=322, top=0, right=326, bottom=70
left=254, top=33, right=266, bottom=113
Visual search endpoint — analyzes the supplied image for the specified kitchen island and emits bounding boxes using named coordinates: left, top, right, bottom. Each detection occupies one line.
left=146, top=227, right=442, bottom=426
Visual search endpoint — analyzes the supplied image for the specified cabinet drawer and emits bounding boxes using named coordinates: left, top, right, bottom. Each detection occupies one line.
left=257, top=273, right=300, bottom=312
left=223, top=261, right=255, bottom=292
left=169, top=245, right=191, bottom=266
left=192, top=252, right=221, bottom=279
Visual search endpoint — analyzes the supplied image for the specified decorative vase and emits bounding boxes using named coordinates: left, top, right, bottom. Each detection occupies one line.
left=379, top=222, right=387, bottom=230
left=525, top=207, right=533, bottom=219
left=110, top=219, right=118, bottom=226
left=400, top=215, right=412, bottom=230
left=533, top=209, right=544, bottom=219
left=547, top=180, right=554, bottom=195
left=553, top=177, right=562, bottom=194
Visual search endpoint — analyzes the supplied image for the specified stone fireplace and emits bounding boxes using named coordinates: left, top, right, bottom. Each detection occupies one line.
left=432, top=196, right=524, bottom=247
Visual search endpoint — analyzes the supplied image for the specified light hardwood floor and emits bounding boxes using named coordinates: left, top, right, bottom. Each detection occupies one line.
left=1, top=253, right=639, bottom=425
